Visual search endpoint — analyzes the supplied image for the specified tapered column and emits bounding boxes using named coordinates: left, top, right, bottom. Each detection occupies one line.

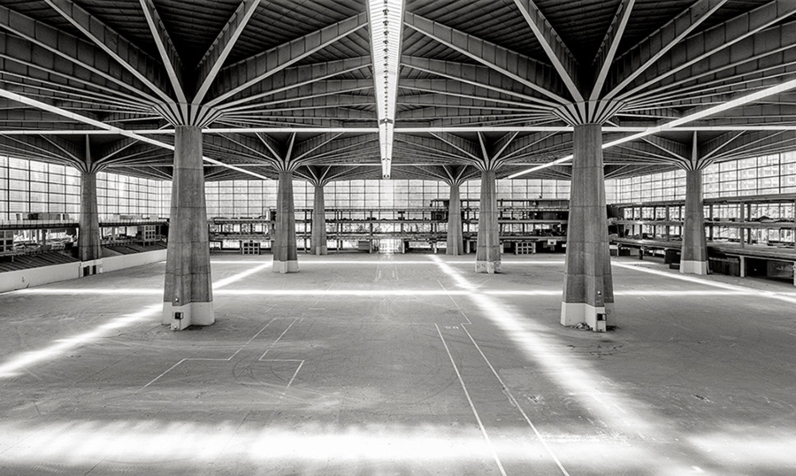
left=475, top=170, right=500, bottom=273
left=311, top=183, right=328, bottom=255
left=78, top=170, right=101, bottom=263
left=162, top=125, right=213, bottom=329
left=274, top=170, right=298, bottom=273
left=561, top=123, right=614, bottom=331
left=681, top=168, right=708, bottom=274
left=447, top=182, right=463, bottom=255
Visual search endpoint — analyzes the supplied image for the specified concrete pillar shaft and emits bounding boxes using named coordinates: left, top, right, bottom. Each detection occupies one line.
left=311, top=183, right=328, bottom=255
left=78, top=170, right=101, bottom=262
left=163, top=125, right=213, bottom=328
left=274, top=170, right=298, bottom=273
left=681, top=169, right=708, bottom=275
left=475, top=170, right=500, bottom=273
left=447, top=182, right=463, bottom=255
left=561, top=123, right=614, bottom=330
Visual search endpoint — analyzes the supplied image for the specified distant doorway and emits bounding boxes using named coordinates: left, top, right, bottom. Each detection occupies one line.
left=378, top=239, right=402, bottom=254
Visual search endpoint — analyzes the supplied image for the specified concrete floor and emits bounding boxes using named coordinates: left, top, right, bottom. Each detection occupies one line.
left=0, top=253, right=795, bottom=475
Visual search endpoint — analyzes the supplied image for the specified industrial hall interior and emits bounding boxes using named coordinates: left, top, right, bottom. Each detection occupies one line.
left=2, top=0, right=796, bottom=474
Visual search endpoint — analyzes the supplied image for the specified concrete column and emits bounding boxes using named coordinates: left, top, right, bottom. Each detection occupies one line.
left=446, top=182, right=463, bottom=255
left=561, top=123, right=614, bottom=331
left=680, top=168, right=708, bottom=274
left=475, top=170, right=500, bottom=273
left=162, top=125, right=213, bottom=329
left=311, top=183, right=328, bottom=255
left=274, top=170, right=298, bottom=273
left=78, top=170, right=102, bottom=263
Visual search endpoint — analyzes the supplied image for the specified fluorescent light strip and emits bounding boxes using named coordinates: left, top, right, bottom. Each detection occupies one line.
left=368, top=0, right=405, bottom=178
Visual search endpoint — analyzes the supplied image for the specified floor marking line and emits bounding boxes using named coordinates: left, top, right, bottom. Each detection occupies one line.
left=285, top=360, right=304, bottom=388
left=142, top=315, right=284, bottom=389
left=461, top=325, right=571, bottom=476
left=141, top=358, right=187, bottom=389
left=435, top=324, right=507, bottom=476
left=258, top=319, right=298, bottom=360
left=436, top=279, right=472, bottom=325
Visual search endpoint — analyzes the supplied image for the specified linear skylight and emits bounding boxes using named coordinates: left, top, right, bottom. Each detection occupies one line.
left=368, top=0, right=405, bottom=179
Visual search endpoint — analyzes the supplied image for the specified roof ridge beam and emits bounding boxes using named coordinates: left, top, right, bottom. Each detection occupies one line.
left=206, top=13, right=368, bottom=108
left=625, top=18, right=796, bottom=104
left=590, top=0, right=635, bottom=100
left=138, top=0, right=186, bottom=106
left=604, top=0, right=728, bottom=101
left=428, top=132, right=480, bottom=160
left=42, top=0, right=175, bottom=108
left=404, top=13, right=567, bottom=106
left=194, top=0, right=262, bottom=105
left=513, top=0, right=582, bottom=102
left=216, top=57, right=371, bottom=110
left=293, top=132, right=345, bottom=162
left=402, top=56, right=556, bottom=109
left=0, top=7, right=161, bottom=105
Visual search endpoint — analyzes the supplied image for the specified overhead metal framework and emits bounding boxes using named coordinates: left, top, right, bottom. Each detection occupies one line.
left=0, top=0, right=795, bottom=182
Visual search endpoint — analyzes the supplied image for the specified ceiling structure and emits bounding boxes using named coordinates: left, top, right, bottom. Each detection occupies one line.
left=1, top=0, right=796, bottom=185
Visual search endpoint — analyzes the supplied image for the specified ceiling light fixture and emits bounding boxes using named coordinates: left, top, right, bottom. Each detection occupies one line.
left=368, top=0, right=405, bottom=179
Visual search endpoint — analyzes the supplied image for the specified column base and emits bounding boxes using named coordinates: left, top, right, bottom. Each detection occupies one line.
left=680, top=260, right=708, bottom=275
left=162, top=301, right=214, bottom=330
left=80, top=259, right=103, bottom=276
left=475, top=260, right=501, bottom=274
left=314, top=246, right=327, bottom=256
left=273, top=260, right=299, bottom=274
left=560, top=302, right=615, bottom=332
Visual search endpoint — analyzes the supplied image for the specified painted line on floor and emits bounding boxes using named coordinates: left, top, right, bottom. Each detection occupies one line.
left=436, top=279, right=472, bottom=325
left=142, top=316, right=296, bottom=390
left=257, top=319, right=299, bottom=361
left=461, top=325, right=570, bottom=476
left=435, top=323, right=507, bottom=476
left=427, top=254, right=700, bottom=473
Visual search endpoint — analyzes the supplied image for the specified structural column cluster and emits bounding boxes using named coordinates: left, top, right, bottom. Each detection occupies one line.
left=561, top=123, right=614, bottom=331
left=680, top=167, right=708, bottom=275
left=162, top=125, right=214, bottom=330
left=475, top=168, right=500, bottom=273
left=273, top=169, right=299, bottom=273
left=446, top=180, right=463, bottom=255
left=311, top=181, right=328, bottom=256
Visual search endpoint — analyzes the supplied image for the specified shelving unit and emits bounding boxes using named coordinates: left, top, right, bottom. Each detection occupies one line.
left=208, top=217, right=273, bottom=251
left=443, top=198, right=569, bottom=253
left=203, top=200, right=573, bottom=254
left=611, top=194, right=796, bottom=284
left=325, top=208, right=446, bottom=252
left=1, top=230, right=14, bottom=255
left=241, top=241, right=261, bottom=255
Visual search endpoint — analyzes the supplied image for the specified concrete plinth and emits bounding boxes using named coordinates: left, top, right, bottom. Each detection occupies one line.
left=78, top=170, right=101, bottom=262
left=475, top=170, right=500, bottom=273
left=162, top=301, right=214, bottom=330
left=680, top=260, right=708, bottom=275
left=681, top=168, right=708, bottom=275
left=561, top=123, right=614, bottom=329
left=162, top=125, right=214, bottom=326
left=274, top=170, right=298, bottom=273
left=446, top=182, right=463, bottom=255
left=311, top=183, right=328, bottom=255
